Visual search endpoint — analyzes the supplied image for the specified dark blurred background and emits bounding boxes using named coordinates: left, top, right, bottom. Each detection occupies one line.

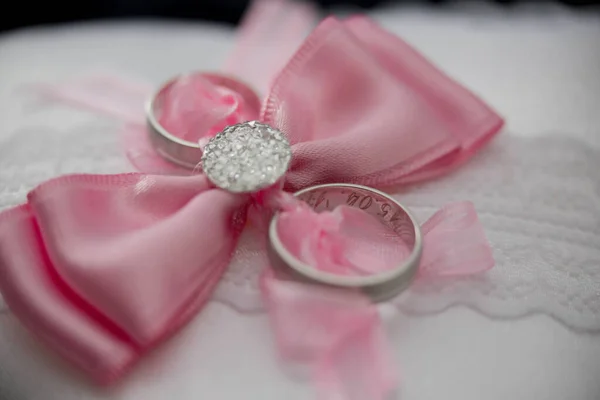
left=1, top=0, right=599, bottom=32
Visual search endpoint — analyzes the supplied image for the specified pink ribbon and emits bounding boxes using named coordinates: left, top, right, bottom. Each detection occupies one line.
left=265, top=200, right=494, bottom=400
left=0, top=14, right=503, bottom=399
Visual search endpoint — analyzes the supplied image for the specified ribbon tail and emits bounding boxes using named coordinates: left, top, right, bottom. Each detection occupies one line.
left=315, top=319, right=397, bottom=400
left=418, top=201, right=495, bottom=278
left=224, top=0, right=317, bottom=96
left=31, top=71, right=152, bottom=124
left=344, top=16, right=504, bottom=182
left=121, top=124, right=194, bottom=174
left=261, top=272, right=397, bottom=400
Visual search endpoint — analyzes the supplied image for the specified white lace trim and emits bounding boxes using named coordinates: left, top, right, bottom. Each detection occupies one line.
left=213, top=135, right=600, bottom=331
left=1, top=120, right=599, bottom=331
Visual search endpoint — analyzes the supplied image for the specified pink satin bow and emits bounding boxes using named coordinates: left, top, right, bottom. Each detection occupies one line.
left=0, top=15, right=503, bottom=399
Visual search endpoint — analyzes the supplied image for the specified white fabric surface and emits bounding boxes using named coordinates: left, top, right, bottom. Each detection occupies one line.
left=1, top=3, right=600, bottom=400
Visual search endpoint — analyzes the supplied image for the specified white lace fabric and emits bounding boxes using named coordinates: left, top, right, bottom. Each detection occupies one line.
left=394, top=136, right=600, bottom=331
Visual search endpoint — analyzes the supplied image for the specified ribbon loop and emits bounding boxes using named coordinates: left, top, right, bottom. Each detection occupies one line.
left=0, top=205, right=136, bottom=383
left=0, top=173, right=248, bottom=382
left=34, top=72, right=151, bottom=124
left=262, top=17, right=503, bottom=191
left=419, top=201, right=494, bottom=277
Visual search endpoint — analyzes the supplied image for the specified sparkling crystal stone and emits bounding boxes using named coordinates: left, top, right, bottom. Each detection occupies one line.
left=201, top=121, right=292, bottom=193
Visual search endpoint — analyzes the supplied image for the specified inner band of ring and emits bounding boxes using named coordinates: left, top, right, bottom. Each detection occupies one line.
left=268, top=183, right=423, bottom=302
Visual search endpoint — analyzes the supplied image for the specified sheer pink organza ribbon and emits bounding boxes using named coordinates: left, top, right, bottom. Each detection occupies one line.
left=0, top=15, right=503, bottom=399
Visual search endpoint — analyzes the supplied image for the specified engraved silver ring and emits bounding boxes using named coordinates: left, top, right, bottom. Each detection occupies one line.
left=268, top=184, right=423, bottom=302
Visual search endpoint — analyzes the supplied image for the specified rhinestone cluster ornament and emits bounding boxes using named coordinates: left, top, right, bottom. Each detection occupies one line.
left=201, top=121, right=292, bottom=193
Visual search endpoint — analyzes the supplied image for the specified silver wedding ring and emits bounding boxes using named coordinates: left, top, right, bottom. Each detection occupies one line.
left=145, top=72, right=262, bottom=169
left=146, top=74, right=203, bottom=169
left=268, top=184, right=423, bottom=302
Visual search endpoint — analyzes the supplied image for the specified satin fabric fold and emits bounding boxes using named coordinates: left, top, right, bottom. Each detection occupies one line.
left=262, top=16, right=503, bottom=190
left=0, top=174, right=248, bottom=383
